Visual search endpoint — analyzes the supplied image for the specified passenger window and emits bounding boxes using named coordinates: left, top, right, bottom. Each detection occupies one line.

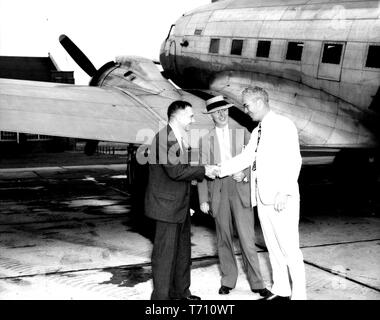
left=231, top=39, right=243, bottom=55
left=321, top=43, right=344, bottom=65
left=286, top=42, right=304, bottom=61
left=365, top=45, right=380, bottom=69
left=256, top=40, right=271, bottom=58
left=209, top=38, right=220, bottom=54
left=194, top=29, right=203, bottom=36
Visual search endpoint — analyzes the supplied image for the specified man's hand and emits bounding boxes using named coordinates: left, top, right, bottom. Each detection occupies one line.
left=232, top=171, right=245, bottom=182
left=205, top=165, right=215, bottom=179
left=212, top=165, right=221, bottom=177
left=274, top=192, right=289, bottom=212
left=205, top=165, right=220, bottom=179
left=200, top=202, right=210, bottom=214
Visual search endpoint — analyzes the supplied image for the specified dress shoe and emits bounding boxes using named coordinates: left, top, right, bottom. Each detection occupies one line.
left=180, top=295, right=201, bottom=300
left=263, top=292, right=290, bottom=301
left=251, top=288, right=272, bottom=299
left=218, top=285, right=232, bottom=295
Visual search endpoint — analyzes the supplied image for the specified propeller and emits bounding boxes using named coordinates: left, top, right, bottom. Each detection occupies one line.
left=59, top=34, right=101, bottom=156
left=59, top=34, right=97, bottom=77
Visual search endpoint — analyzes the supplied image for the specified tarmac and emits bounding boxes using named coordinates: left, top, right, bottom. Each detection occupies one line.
left=0, top=151, right=379, bottom=300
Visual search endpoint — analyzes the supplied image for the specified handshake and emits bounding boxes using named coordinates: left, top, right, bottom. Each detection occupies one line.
left=205, top=165, right=221, bottom=179
left=205, top=166, right=247, bottom=183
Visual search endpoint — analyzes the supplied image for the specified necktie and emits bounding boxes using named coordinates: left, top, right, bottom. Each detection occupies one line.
left=252, top=123, right=262, bottom=171
left=181, top=137, right=190, bottom=152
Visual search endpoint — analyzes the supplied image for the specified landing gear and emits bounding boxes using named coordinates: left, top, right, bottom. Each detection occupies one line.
left=332, top=149, right=378, bottom=216
left=126, top=144, right=154, bottom=241
left=84, top=140, right=99, bottom=156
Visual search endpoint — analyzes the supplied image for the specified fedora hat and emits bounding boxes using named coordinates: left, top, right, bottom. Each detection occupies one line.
left=203, top=95, right=234, bottom=114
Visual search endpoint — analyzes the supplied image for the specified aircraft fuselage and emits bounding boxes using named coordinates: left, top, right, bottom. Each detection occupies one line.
left=160, top=0, right=380, bottom=149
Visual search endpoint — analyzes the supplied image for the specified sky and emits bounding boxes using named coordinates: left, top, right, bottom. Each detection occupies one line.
left=0, top=0, right=210, bottom=84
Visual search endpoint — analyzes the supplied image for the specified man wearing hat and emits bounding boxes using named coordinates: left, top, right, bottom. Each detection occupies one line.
left=197, top=95, right=269, bottom=298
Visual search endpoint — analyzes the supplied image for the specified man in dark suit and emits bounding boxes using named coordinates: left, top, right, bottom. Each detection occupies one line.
left=145, top=100, right=216, bottom=300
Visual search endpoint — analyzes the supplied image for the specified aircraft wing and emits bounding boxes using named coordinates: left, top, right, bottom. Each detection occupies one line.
left=0, top=78, right=161, bottom=144
left=0, top=59, right=212, bottom=145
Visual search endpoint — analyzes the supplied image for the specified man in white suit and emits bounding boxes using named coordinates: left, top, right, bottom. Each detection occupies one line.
left=217, top=86, right=307, bottom=300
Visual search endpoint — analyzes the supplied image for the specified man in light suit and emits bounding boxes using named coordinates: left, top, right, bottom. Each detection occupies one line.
left=197, top=95, right=269, bottom=298
left=218, top=87, right=307, bottom=300
left=145, top=100, right=217, bottom=300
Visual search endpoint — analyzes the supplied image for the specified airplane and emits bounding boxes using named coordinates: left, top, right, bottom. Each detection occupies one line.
left=1, top=0, right=379, bottom=179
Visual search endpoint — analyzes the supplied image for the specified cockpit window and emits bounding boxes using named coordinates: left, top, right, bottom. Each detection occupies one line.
left=256, top=40, right=271, bottom=58
left=231, top=39, right=243, bottom=55
left=209, top=38, right=220, bottom=54
left=124, top=71, right=136, bottom=81
left=286, top=42, right=304, bottom=61
left=365, top=45, right=380, bottom=69
left=165, top=24, right=175, bottom=40
left=321, top=43, right=344, bottom=65
left=194, top=29, right=203, bottom=35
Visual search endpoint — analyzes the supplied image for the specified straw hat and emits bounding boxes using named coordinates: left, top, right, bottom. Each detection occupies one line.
left=203, top=95, right=234, bottom=114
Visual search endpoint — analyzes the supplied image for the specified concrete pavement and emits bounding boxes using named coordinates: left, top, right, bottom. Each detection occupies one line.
left=0, top=160, right=379, bottom=300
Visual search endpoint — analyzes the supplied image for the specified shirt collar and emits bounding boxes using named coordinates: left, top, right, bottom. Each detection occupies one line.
left=261, top=110, right=274, bottom=128
left=168, top=123, right=184, bottom=150
left=215, top=123, right=229, bottom=132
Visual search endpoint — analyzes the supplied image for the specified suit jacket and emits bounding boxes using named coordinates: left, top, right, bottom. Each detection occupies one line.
left=220, top=111, right=302, bottom=205
left=197, top=119, right=251, bottom=215
left=144, top=125, right=205, bottom=223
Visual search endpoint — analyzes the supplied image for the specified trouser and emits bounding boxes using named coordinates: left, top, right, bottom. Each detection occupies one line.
left=214, top=177, right=264, bottom=289
left=150, top=214, right=191, bottom=300
left=257, top=194, right=307, bottom=300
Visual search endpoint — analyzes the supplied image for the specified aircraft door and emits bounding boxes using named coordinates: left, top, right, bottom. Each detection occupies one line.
left=317, top=41, right=346, bottom=82
left=163, top=24, right=177, bottom=73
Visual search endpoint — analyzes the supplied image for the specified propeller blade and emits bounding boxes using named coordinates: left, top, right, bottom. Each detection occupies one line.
left=59, top=34, right=97, bottom=77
